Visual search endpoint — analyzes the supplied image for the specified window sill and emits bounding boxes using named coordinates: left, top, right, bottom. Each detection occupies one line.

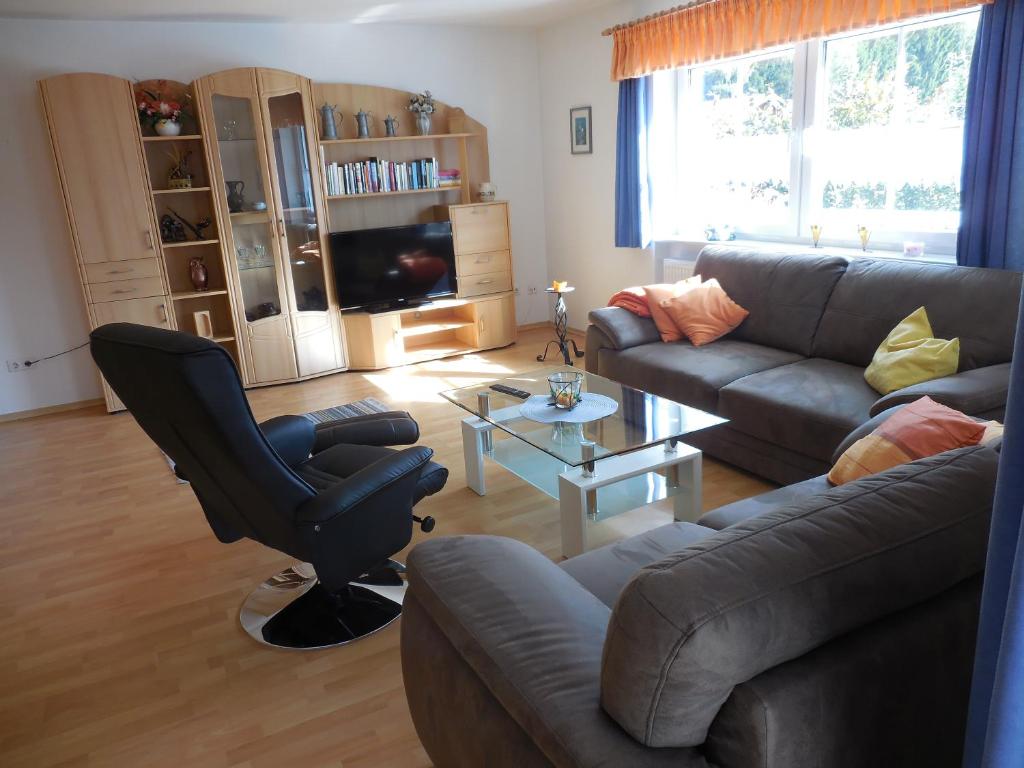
left=655, top=237, right=957, bottom=266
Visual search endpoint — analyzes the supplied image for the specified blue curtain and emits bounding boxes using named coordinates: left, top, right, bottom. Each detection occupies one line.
left=614, top=75, right=653, bottom=248
left=956, top=0, right=1024, bottom=269
left=963, top=279, right=1024, bottom=767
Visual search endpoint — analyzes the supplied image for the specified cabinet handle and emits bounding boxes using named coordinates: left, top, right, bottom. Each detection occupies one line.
left=477, top=279, right=494, bottom=285
left=278, top=218, right=285, bottom=238
left=112, top=288, right=138, bottom=294
left=107, top=268, right=131, bottom=275
left=479, top=317, right=486, bottom=332
left=144, top=231, right=155, bottom=250
left=475, top=255, right=492, bottom=263
left=157, top=303, right=168, bottom=323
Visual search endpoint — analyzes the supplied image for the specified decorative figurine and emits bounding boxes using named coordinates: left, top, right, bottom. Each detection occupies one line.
left=166, top=147, right=192, bottom=189
left=168, top=208, right=211, bottom=241
left=225, top=180, right=246, bottom=213
left=384, top=115, right=399, bottom=137
left=355, top=108, right=371, bottom=139
left=160, top=213, right=186, bottom=243
left=188, top=257, right=209, bottom=291
left=320, top=103, right=340, bottom=140
left=810, top=224, right=822, bottom=248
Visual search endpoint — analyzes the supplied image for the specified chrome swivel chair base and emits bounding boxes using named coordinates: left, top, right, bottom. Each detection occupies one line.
left=240, top=560, right=407, bottom=650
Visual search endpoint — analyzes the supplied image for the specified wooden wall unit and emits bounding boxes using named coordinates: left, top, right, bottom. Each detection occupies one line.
left=41, top=69, right=519, bottom=408
left=195, top=67, right=345, bottom=386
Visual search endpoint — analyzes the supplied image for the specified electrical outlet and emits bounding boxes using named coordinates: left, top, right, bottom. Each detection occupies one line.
left=528, top=286, right=538, bottom=295
left=514, top=286, right=520, bottom=295
left=6, top=360, right=25, bottom=373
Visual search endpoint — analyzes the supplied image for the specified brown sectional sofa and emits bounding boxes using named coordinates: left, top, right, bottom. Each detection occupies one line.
left=586, top=245, right=1021, bottom=484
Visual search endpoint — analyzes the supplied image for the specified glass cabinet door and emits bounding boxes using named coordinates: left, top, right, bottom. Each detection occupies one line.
left=265, top=92, right=329, bottom=314
left=211, top=94, right=285, bottom=323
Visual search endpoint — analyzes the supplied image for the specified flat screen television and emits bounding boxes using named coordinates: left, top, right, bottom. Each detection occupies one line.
left=330, top=222, right=457, bottom=311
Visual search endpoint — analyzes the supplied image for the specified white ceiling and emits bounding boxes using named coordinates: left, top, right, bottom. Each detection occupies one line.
left=0, top=0, right=611, bottom=26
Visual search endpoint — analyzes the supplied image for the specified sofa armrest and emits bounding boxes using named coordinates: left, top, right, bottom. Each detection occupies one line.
left=869, top=363, right=1011, bottom=417
left=259, top=415, right=315, bottom=467
left=588, top=306, right=660, bottom=351
left=405, top=536, right=703, bottom=768
left=312, top=411, right=419, bottom=452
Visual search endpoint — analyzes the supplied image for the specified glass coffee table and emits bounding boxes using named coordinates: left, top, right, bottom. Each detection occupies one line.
left=441, top=368, right=727, bottom=557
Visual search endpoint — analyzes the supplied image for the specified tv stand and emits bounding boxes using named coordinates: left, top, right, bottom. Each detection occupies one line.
left=342, top=293, right=515, bottom=369
left=365, top=298, right=436, bottom=314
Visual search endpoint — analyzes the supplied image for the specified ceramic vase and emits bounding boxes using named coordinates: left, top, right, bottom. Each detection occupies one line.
left=154, top=119, right=181, bottom=137
left=416, top=112, right=431, bottom=136
left=189, top=257, right=209, bottom=291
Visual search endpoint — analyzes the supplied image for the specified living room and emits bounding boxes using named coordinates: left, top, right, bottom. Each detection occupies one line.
left=2, top=0, right=1023, bottom=766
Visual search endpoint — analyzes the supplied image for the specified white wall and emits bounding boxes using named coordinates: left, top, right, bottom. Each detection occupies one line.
left=537, top=0, right=656, bottom=331
left=0, top=17, right=548, bottom=415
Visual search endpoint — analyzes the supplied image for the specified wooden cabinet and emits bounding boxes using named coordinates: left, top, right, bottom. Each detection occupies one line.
left=196, top=67, right=343, bottom=385
left=473, top=294, right=516, bottom=349
left=40, top=73, right=173, bottom=412
left=40, top=74, right=159, bottom=266
left=447, top=202, right=513, bottom=301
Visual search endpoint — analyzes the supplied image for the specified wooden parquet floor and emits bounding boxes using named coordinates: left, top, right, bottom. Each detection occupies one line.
left=0, top=328, right=772, bottom=767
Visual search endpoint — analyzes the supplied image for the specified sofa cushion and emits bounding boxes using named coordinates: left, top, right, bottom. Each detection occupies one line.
left=600, top=444, right=999, bottom=748
left=659, top=278, right=749, bottom=346
left=599, top=339, right=804, bottom=413
left=812, top=257, right=1022, bottom=371
left=694, top=246, right=848, bottom=356
left=560, top=521, right=715, bottom=608
left=698, top=474, right=831, bottom=530
left=718, top=358, right=879, bottom=462
left=864, top=307, right=960, bottom=394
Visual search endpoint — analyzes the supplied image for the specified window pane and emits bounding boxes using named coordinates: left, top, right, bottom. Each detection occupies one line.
left=678, top=50, right=795, bottom=233
left=812, top=12, right=977, bottom=239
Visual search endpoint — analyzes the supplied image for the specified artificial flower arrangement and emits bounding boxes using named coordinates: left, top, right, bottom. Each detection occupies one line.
left=407, top=90, right=435, bottom=115
left=135, top=81, right=190, bottom=135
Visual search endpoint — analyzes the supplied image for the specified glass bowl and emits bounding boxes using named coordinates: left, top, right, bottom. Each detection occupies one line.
left=548, top=371, right=583, bottom=410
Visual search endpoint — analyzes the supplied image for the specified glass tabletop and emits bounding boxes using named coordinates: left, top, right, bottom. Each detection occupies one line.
left=441, top=367, right=727, bottom=467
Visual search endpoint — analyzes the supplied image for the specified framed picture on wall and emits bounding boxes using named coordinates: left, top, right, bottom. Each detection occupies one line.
left=570, top=106, right=592, bottom=154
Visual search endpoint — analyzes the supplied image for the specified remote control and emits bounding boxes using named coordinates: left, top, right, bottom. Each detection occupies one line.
left=490, top=384, right=531, bottom=400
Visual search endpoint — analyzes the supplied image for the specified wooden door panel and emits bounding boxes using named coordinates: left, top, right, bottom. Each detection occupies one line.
left=292, top=312, right=338, bottom=376
left=247, top=314, right=298, bottom=383
left=41, top=74, right=156, bottom=264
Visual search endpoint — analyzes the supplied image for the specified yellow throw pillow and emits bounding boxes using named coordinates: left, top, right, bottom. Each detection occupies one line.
left=863, top=307, right=959, bottom=395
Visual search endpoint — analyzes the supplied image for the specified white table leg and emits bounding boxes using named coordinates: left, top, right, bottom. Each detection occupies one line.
left=558, top=475, right=589, bottom=558
left=673, top=453, right=702, bottom=522
left=461, top=418, right=487, bottom=496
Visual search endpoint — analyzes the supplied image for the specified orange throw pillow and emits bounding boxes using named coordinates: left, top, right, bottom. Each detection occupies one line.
left=643, top=277, right=702, bottom=342
left=828, top=396, right=987, bottom=485
left=659, top=278, right=749, bottom=346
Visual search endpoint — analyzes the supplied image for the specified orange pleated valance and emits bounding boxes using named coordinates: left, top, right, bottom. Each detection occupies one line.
left=605, top=0, right=992, bottom=81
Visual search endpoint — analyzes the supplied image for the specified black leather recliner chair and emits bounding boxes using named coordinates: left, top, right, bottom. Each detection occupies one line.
left=89, top=322, right=448, bottom=649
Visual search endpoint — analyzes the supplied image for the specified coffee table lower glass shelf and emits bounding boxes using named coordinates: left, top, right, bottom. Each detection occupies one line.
left=463, top=420, right=703, bottom=557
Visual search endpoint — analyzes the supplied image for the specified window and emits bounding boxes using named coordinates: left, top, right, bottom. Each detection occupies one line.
left=650, top=10, right=979, bottom=255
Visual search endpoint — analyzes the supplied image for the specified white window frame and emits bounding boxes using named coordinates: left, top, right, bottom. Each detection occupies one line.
left=653, top=9, right=979, bottom=258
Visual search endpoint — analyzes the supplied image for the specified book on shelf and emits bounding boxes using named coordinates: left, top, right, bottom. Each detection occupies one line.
left=324, top=156, right=448, bottom=197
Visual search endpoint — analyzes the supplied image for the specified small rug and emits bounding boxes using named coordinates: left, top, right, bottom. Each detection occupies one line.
left=519, top=393, right=619, bottom=424
left=303, top=397, right=390, bottom=424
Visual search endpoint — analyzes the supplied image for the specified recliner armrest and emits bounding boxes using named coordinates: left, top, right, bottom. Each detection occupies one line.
left=869, top=363, right=1011, bottom=417
left=588, top=306, right=661, bottom=351
left=259, top=415, right=315, bottom=467
left=313, top=411, right=420, bottom=452
left=405, top=536, right=700, bottom=768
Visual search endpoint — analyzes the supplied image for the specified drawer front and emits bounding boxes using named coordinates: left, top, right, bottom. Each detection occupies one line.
left=84, top=258, right=161, bottom=284
left=457, top=249, right=511, bottom=277
left=89, top=276, right=165, bottom=303
left=451, top=203, right=509, bottom=254
left=458, top=270, right=512, bottom=298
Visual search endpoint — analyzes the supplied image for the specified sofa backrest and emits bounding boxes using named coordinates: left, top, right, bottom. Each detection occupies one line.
left=599, top=444, right=998, bottom=749
left=812, top=258, right=1022, bottom=370
left=694, top=246, right=848, bottom=357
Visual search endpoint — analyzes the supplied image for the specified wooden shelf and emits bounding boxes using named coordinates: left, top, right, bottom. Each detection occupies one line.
left=212, top=334, right=235, bottom=343
left=143, top=134, right=203, bottom=142
left=162, top=239, right=219, bottom=249
left=152, top=186, right=212, bottom=195
left=321, top=132, right=476, bottom=146
left=326, top=187, right=461, bottom=202
left=402, top=340, right=476, bottom=364
left=230, top=210, right=271, bottom=224
left=172, top=289, right=229, bottom=301
left=401, top=318, right=474, bottom=338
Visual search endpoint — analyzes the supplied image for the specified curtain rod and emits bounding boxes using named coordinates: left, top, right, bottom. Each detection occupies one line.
left=601, top=0, right=713, bottom=36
